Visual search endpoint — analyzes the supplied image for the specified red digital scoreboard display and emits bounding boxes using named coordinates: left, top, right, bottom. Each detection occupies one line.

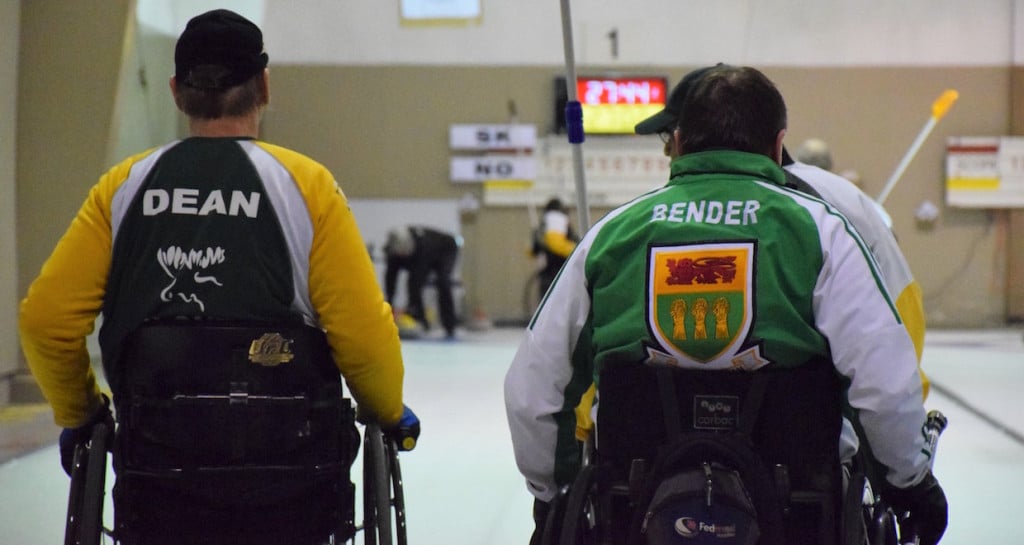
left=576, top=76, right=668, bottom=134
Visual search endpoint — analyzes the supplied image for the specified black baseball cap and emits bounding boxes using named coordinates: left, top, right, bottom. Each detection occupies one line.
left=634, top=63, right=724, bottom=135
left=174, top=9, right=269, bottom=90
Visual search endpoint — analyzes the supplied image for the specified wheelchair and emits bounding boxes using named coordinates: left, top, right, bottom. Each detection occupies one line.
left=62, top=320, right=409, bottom=545
left=540, top=361, right=939, bottom=545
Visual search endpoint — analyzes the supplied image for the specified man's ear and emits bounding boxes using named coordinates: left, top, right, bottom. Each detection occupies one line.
left=671, top=127, right=683, bottom=158
left=259, top=68, right=271, bottom=106
left=772, top=129, right=787, bottom=164
left=169, top=76, right=184, bottom=111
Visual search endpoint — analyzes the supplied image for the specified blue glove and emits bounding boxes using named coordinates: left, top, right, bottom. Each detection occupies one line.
left=386, top=405, right=420, bottom=452
left=59, top=394, right=114, bottom=476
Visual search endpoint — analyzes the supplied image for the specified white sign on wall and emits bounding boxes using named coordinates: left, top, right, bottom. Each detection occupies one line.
left=947, top=136, right=1024, bottom=208
left=400, top=0, right=481, bottom=22
left=450, top=156, right=537, bottom=182
left=483, top=134, right=670, bottom=209
left=449, top=124, right=536, bottom=150
left=449, top=123, right=537, bottom=184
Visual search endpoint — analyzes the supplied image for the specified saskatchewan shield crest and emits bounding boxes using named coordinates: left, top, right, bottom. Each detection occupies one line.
left=647, top=242, right=758, bottom=368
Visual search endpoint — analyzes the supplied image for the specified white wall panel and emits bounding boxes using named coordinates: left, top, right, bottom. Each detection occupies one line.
left=139, top=0, right=1019, bottom=67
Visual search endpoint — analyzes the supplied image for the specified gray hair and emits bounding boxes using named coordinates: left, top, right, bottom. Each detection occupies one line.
left=795, top=138, right=833, bottom=171
left=385, top=227, right=415, bottom=257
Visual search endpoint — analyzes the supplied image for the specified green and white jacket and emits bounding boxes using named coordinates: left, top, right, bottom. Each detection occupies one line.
left=504, top=150, right=930, bottom=502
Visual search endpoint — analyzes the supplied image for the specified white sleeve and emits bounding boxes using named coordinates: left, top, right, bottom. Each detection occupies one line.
left=785, top=163, right=914, bottom=298
left=811, top=208, right=930, bottom=488
left=504, top=243, right=591, bottom=502
left=543, top=210, right=570, bottom=235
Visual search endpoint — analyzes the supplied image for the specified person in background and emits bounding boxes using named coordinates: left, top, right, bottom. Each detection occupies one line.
left=781, top=149, right=915, bottom=351
left=795, top=137, right=835, bottom=171
left=19, top=10, right=417, bottom=544
left=384, top=225, right=461, bottom=339
left=796, top=137, right=894, bottom=228
left=506, top=64, right=946, bottom=545
left=531, top=197, right=577, bottom=302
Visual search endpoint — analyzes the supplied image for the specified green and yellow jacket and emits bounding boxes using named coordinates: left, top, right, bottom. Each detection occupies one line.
left=21, top=137, right=404, bottom=428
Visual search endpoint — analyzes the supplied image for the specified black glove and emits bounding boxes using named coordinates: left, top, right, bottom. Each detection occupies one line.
left=58, top=394, right=114, bottom=476
left=886, top=471, right=948, bottom=545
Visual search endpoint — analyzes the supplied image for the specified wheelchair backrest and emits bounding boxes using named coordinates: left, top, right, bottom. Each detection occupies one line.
left=596, top=360, right=843, bottom=496
left=111, top=319, right=353, bottom=472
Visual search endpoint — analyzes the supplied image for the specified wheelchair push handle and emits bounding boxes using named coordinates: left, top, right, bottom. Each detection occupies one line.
left=356, top=404, right=419, bottom=451
left=386, top=425, right=418, bottom=452
left=385, top=404, right=420, bottom=452
left=923, top=410, right=947, bottom=468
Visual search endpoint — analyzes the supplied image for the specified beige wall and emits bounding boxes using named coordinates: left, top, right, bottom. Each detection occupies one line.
left=771, top=66, right=1011, bottom=327
left=12, top=1, right=131, bottom=401
left=1008, top=68, right=1024, bottom=322
left=0, top=1, right=20, bottom=403
left=17, top=1, right=131, bottom=293
left=261, top=64, right=1012, bottom=327
left=1011, top=210, right=1024, bottom=321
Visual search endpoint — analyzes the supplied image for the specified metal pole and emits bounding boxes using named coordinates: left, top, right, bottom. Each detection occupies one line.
left=559, top=0, right=591, bottom=230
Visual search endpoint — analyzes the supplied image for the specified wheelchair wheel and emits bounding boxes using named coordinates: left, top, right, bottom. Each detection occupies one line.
left=540, top=463, right=599, bottom=545
left=561, top=464, right=600, bottom=545
left=361, top=423, right=407, bottom=545
left=866, top=501, right=899, bottom=545
left=384, top=437, right=408, bottom=545
left=64, top=422, right=111, bottom=545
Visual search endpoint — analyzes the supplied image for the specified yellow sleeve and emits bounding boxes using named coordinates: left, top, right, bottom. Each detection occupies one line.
left=895, top=280, right=929, bottom=399
left=263, top=143, right=406, bottom=426
left=574, top=383, right=596, bottom=441
left=19, top=156, right=138, bottom=427
left=543, top=230, right=577, bottom=258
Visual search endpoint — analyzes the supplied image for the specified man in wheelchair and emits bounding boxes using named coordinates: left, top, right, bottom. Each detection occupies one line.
left=20, top=9, right=418, bottom=545
left=504, top=64, right=947, bottom=545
